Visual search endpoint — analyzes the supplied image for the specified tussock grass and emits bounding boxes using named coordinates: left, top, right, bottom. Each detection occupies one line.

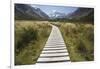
left=15, top=20, right=52, bottom=65
left=52, top=22, right=94, bottom=62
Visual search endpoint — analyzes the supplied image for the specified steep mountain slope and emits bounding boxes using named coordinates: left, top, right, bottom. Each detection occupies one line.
left=15, top=4, right=49, bottom=20
left=68, top=8, right=94, bottom=22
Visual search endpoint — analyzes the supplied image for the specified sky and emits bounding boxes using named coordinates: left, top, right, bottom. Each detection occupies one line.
left=31, top=4, right=78, bottom=17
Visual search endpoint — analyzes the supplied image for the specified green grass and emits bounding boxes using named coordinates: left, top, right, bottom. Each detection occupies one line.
left=51, top=22, right=94, bottom=62
left=15, top=20, right=52, bottom=65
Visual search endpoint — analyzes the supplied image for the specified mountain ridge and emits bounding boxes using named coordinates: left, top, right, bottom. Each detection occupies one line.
left=15, top=4, right=49, bottom=20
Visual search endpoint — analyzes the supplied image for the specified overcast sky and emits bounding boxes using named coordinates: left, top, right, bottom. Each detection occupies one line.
left=31, top=4, right=78, bottom=16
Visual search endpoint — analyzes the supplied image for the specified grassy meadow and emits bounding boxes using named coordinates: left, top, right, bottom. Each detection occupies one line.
left=15, top=20, right=52, bottom=65
left=51, top=22, right=94, bottom=62
left=15, top=20, right=94, bottom=65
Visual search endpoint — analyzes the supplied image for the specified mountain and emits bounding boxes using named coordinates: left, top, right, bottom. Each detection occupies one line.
left=15, top=4, right=49, bottom=20
left=50, top=12, right=67, bottom=19
left=68, top=8, right=94, bottom=22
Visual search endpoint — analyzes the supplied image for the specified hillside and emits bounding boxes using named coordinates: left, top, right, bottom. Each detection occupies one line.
left=15, top=4, right=49, bottom=20
left=68, top=8, right=94, bottom=22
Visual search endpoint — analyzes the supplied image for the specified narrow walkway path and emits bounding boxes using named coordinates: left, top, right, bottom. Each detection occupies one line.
left=37, top=25, right=70, bottom=63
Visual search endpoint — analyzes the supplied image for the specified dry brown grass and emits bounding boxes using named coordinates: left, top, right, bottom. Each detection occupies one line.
left=52, top=22, right=94, bottom=62
left=15, top=20, right=52, bottom=65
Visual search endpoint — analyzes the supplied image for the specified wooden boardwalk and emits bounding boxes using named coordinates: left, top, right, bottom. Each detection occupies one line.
left=37, top=25, right=70, bottom=63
